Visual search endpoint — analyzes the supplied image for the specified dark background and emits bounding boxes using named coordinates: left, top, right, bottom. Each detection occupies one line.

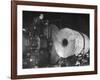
left=23, top=11, right=90, bottom=37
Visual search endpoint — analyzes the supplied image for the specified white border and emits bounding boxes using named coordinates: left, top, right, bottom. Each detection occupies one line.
left=17, top=5, right=95, bottom=75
